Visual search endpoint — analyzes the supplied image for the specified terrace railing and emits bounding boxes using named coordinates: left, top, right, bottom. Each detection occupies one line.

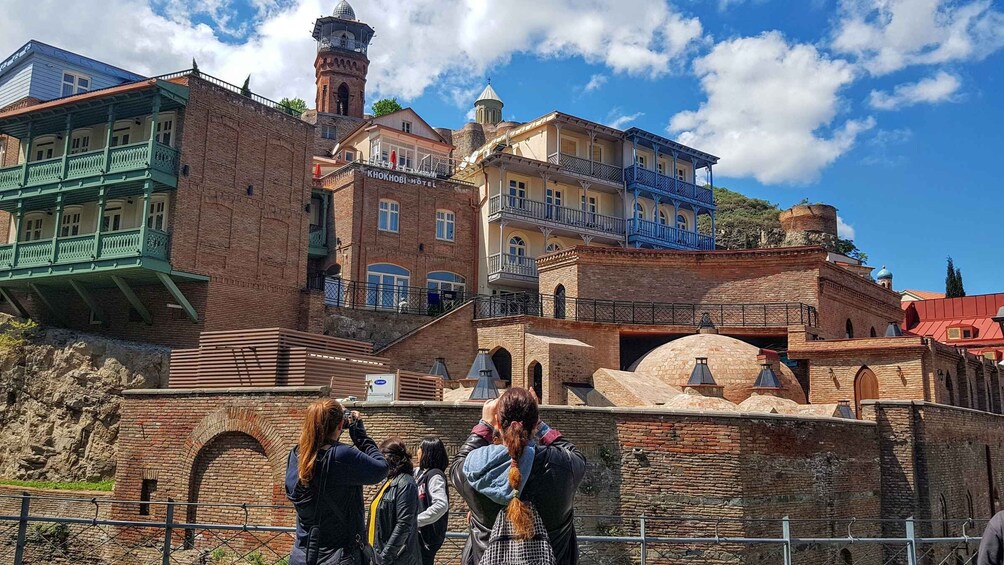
left=625, top=164, right=714, bottom=205
left=0, top=228, right=170, bottom=271
left=489, top=194, right=625, bottom=237
left=474, top=292, right=819, bottom=327
left=547, top=152, right=624, bottom=184
left=306, top=276, right=470, bottom=316
left=629, top=218, right=714, bottom=250
left=488, top=253, right=538, bottom=281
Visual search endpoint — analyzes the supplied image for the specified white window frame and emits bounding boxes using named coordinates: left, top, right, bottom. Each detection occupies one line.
left=344, top=150, right=355, bottom=161
left=401, top=121, right=412, bottom=134
left=658, top=209, right=669, bottom=226
left=634, top=202, right=646, bottom=220
left=69, top=129, right=91, bottom=155
left=21, top=213, right=45, bottom=242
left=378, top=199, right=399, bottom=233
left=366, top=263, right=410, bottom=310
left=676, top=214, right=688, bottom=231
left=32, top=136, right=56, bottom=162
left=110, top=121, right=133, bottom=148
left=102, top=201, right=125, bottom=233
left=62, top=72, right=91, bottom=97
left=60, top=206, right=83, bottom=237
left=154, top=114, right=175, bottom=147
left=508, top=179, right=526, bottom=208
left=636, top=154, right=647, bottom=169
left=427, top=271, right=465, bottom=293
left=508, top=235, right=526, bottom=257
left=657, top=161, right=665, bottom=175
left=435, top=209, right=455, bottom=242
left=677, top=168, right=687, bottom=182
left=545, top=241, right=562, bottom=253
left=146, top=195, right=169, bottom=231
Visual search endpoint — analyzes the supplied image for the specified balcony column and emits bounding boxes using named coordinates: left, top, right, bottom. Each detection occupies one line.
left=10, top=201, right=23, bottom=265
left=588, top=131, right=596, bottom=176
left=147, top=93, right=162, bottom=158
left=690, top=157, right=699, bottom=198
left=498, top=220, right=506, bottom=255
left=139, top=181, right=153, bottom=253
left=498, top=164, right=506, bottom=199
left=19, top=122, right=33, bottom=187
left=653, top=146, right=660, bottom=179
left=101, top=105, right=115, bottom=173
left=94, top=187, right=107, bottom=257
left=632, top=188, right=639, bottom=234
left=653, top=196, right=661, bottom=231
left=631, top=139, right=638, bottom=181
left=672, top=152, right=678, bottom=194
left=50, top=195, right=64, bottom=263
left=673, top=201, right=680, bottom=237
left=554, top=124, right=562, bottom=158
left=708, top=163, right=715, bottom=244
left=59, top=114, right=73, bottom=180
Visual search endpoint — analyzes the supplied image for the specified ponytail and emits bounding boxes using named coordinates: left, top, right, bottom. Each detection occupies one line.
left=496, top=388, right=539, bottom=540
left=297, top=399, right=344, bottom=486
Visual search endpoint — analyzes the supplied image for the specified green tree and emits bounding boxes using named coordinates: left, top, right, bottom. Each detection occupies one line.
left=279, top=97, right=308, bottom=115
left=240, top=75, right=251, bottom=97
left=945, top=257, right=966, bottom=298
left=191, top=58, right=200, bottom=76
left=372, top=98, right=403, bottom=117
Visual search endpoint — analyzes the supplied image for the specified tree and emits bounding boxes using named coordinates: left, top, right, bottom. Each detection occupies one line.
left=279, top=97, right=308, bottom=115
left=945, top=257, right=966, bottom=298
left=192, top=58, right=200, bottom=76
left=372, top=98, right=402, bottom=117
left=240, top=75, right=251, bottom=97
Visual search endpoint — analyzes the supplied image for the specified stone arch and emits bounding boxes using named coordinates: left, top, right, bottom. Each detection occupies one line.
left=490, top=347, right=513, bottom=386
left=336, top=83, right=350, bottom=116
left=554, top=284, right=566, bottom=320
left=527, top=361, right=543, bottom=401
left=945, top=372, right=956, bottom=406
left=853, top=366, right=879, bottom=418
left=870, top=327, right=877, bottom=337
left=846, top=319, right=854, bottom=339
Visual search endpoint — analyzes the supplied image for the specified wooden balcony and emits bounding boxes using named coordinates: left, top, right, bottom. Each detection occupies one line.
left=0, top=228, right=170, bottom=282
left=546, top=152, right=623, bottom=186
left=488, top=194, right=625, bottom=241
left=625, top=164, right=714, bottom=207
left=627, top=218, right=715, bottom=251
left=488, top=253, right=538, bottom=287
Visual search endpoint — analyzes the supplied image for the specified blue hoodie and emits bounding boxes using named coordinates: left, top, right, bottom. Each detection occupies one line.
left=462, top=443, right=535, bottom=505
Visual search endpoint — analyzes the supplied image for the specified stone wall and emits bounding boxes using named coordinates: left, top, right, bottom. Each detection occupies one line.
left=379, top=301, right=478, bottom=377
left=323, top=307, right=437, bottom=350
left=0, top=326, right=169, bottom=482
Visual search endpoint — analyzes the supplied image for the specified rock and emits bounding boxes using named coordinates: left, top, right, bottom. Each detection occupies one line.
left=0, top=323, right=170, bottom=482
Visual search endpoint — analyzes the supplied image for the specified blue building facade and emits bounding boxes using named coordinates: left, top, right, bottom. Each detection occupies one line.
left=0, top=41, right=143, bottom=110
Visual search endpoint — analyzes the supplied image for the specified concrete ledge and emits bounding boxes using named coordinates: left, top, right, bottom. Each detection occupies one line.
left=863, top=398, right=1004, bottom=417
left=123, top=386, right=329, bottom=396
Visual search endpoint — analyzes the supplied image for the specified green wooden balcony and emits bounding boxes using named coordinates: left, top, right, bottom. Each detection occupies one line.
left=0, top=228, right=170, bottom=282
left=308, top=228, right=327, bottom=257
left=0, top=142, right=179, bottom=210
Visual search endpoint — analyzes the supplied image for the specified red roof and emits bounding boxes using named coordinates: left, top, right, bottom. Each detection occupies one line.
left=901, top=289, right=945, bottom=301
left=903, top=292, right=1004, bottom=347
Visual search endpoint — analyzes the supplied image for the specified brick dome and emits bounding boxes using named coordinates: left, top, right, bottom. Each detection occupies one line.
left=629, top=333, right=806, bottom=404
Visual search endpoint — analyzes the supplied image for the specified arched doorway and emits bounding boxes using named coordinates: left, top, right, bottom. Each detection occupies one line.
left=528, top=361, right=543, bottom=401
left=845, top=319, right=854, bottom=339
left=554, top=285, right=566, bottom=320
left=945, top=372, right=956, bottom=406
left=336, top=83, right=350, bottom=115
left=853, top=367, right=879, bottom=418
left=491, top=348, right=512, bottom=386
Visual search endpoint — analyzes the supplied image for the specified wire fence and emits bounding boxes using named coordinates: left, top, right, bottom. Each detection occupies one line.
left=0, top=493, right=990, bottom=565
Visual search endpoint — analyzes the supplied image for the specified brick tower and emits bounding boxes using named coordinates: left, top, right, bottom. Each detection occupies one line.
left=312, top=1, right=373, bottom=118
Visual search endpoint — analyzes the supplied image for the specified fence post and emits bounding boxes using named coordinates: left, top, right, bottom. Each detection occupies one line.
left=781, top=515, right=792, bottom=565
left=639, top=514, right=647, bottom=565
left=13, top=491, right=29, bottom=565
left=905, top=516, right=918, bottom=565
left=162, top=498, right=175, bottom=565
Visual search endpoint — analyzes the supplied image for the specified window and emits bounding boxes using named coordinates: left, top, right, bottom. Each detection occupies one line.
left=60, top=207, right=82, bottom=237
left=545, top=188, right=562, bottom=219
left=110, top=125, right=131, bottom=147
left=102, top=205, right=123, bottom=233
left=658, top=210, right=668, bottom=225
left=508, top=235, right=526, bottom=257
left=344, top=150, right=355, bottom=161
left=634, top=202, right=645, bottom=220
left=657, top=161, right=665, bottom=175
left=21, top=214, right=44, bottom=241
left=554, top=285, right=566, bottom=320
left=146, top=196, right=168, bottom=231
left=870, top=327, right=877, bottom=338
left=366, top=264, right=410, bottom=309
left=139, top=479, right=157, bottom=516
left=677, top=168, right=686, bottom=181
left=401, top=121, right=412, bottom=134
left=508, top=179, right=526, bottom=208
left=69, top=131, right=91, bottom=155
left=581, top=195, right=597, bottom=221
left=435, top=209, right=455, bottom=241
left=948, top=328, right=962, bottom=340
left=846, top=319, right=854, bottom=339
left=591, top=144, right=603, bottom=163
left=560, top=137, right=578, bottom=156
left=155, top=117, right=174, bottom=146
left=61, top=72, right=90, bottom=97
left=33, top=139, right=55, bottom=161
left=378, top=199, right=399, bottom=232
left=427, top=271, right=465, bottom=293
left=545, top=241, right=562, bottom=253
left=321, top=126, right=336, bottom=140
left=636, top=154, right=647, bottom=168
left=677, top=214, right=688, bottom=231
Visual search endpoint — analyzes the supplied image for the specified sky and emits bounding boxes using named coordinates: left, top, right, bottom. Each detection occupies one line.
left=1, top=0, right=1001, bottom=295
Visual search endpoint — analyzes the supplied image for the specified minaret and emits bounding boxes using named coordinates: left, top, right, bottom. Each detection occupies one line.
left=474, top=82, right=503, bottom=126
left=312, top=1, right=374, bottom=117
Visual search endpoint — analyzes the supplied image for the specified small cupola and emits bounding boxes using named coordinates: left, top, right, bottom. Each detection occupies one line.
left=429, top=357, right=451, bottom=380
left=469, top=368, right=500, bottom=401
left=752, top=362, right=783, bottom=393
left=474, top=82, right=504, bottom=126
left=684, top=357, right=725, bottom=398
left=466, top=348, right=499, bottom=380
left=697, top=312, right=718, bottom=334
left=875, top=265, right=893, bottom=290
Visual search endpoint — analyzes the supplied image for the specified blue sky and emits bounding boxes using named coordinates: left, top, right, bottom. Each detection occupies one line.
left=2, top=0, right=1000, bottom=295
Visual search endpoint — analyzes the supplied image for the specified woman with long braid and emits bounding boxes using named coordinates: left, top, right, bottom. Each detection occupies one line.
left=450, top=388, right=586, bottom=564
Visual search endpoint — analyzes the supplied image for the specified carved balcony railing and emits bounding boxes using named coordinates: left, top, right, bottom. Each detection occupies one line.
left=0, top=228, right=170, bottom=272
left=625, top=164, right=714, bottom=206
left=488, top=253, right=538, bottom=282
left=488, top=194, right=625, bottom=237
left=628, top=218, right=715, bottom=250
left=546, top=152, right=623, bottom=185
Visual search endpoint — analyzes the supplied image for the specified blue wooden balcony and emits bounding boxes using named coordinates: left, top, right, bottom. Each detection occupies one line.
left=0, top=142, right=179, bottom=211
left=624, top=165, right=714, bottom=207
left=627, top=218, right=715, bottom=251
left=0, top=228, right=171, bottom=282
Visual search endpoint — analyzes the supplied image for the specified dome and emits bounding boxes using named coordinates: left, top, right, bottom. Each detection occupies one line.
left=475, top=83, right=503, bottom=105
left=332, top=0, right=356, bottom=20
left=876, top=265, right=893, bottom=280
left=630, top=333, right=806, bottom=404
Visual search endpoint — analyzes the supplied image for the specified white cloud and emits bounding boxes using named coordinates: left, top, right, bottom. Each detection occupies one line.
left=668, top=32, right=874, bottom=185
left=832, top=0, right=1004, bottom=75
left=837, top=215, right=856, bottom=239
left=868, top=71, right=961, bottom=110
left=0, top=0, right=704, bottom=112
left=583, top=74, right=608, bottom=92
left=605, top=109, right=644, bottom=129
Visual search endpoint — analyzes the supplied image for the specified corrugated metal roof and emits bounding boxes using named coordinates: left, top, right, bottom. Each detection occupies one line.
left=905, top=292, right=1004, bottom=346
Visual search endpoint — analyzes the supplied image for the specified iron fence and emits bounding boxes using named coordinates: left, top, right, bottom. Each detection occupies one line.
left=0, top=493, right=989, bottom=565
left=474, top=293, right=819, bottom=328
left=306, top=276, right=471, bottom=316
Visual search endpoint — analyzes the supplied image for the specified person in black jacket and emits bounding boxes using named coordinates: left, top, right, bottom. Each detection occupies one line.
left=369, top=438, right=422, bottom=565
left=414, top=437, right=450, bottom=565
left=978, top=511, right=1004, bottom=564
left=449, top=387, right=587, bottom=565
left=285, top=399, right=388, bottom=565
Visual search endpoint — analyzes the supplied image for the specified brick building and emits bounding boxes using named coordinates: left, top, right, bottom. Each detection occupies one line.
left=902, top=291, right=1004, bottom=361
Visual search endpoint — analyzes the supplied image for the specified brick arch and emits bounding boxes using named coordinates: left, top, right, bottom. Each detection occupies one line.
left=183, top=406, right=288, bottom=486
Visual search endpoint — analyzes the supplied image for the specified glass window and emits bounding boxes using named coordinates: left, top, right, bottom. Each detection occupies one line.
left=508, top=180, right=526, bottom=208
left=659, top=210, right=668, bottom=225
left=33, top=139, right=55, bottom=161
left=634, top=202, right=645, bottom=219
left=676, top=214, right=688, bottom=231
left=427, top=271, right=465, bottom=293
left=69, top=131, right=91, bottom=155
left=60, top=208, right=82, bottom=237
left=21, top=215, right=44, bottom=241
left=61, top=72, right=91, bottom=97
left=378, top=199, right=399, bottom=232
left=636, top=154, right=647, bottom=168
left=560, top=137, right=578, bottom=156
left=146, top=196, right=168, bottom=231
left=591, top=144, right=603, bottom=163
left=366, top=263, right=410, bottom=309
left=344, top=150, right=355, bottom=161
left=435, top=209, right=455, bottom=241
left=102, top=206, right=123, bottom=233
left=110, top=126, right=131, bottom=147
left=401, top=121, right=412, bottom=133
left=657, top=161, right=665, bottom=175
left=321, top=126, right=336, bottom=140
left=155, top=117, right=174, bottom=146
left=545, top=241, right=562, bottom=253
left=677, top=168, right=686, bottom=181
left=508, top=235, right=526, bottom=256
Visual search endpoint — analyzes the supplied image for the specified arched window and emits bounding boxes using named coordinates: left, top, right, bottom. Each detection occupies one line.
left=676, top=214, right=688, bottom=231
left=634, top=202, right=645, bottom=220
left=940, top=494, right=950, bottom=537
left=20, top=212, right=46, bottom=242
left=336, top=83, right=350, bottom=116
left=366, top=264, right=410, bottom=309
left=870, top=327, right=877, bottom=337
left=508, top=236, right=526, bottom=257
left=945, top=372, right=956, bottom=406
left=854, top=367, right=879, bottom=418
left=491, top=348, right=512, bottom=386
left=69, top=127, right=92, bottom=155
left=60, top=206, right=83, bottom=237
left=840, top=548, right=853, bottom=565
left=967, top=491, right=975, bottom=519
left=31, top=135, right=57, bottom=161
left=435, top=209, right=455, bottom=241
left=427, top=271, right=465, bottom=293
left=378, top=199, right=399, bottom=232
left=658, top=209, right=668, bottom=225
left=846, top=319, right=855, bottom=339
left=554, top=285, right=566, bottom=320
left=528, top=361, right=543, bottom=401
left=146, top=195, right=169, bottom=231
left=109, top=119, right=134, bottom=147
left=545, top=241, right=562, bottom=253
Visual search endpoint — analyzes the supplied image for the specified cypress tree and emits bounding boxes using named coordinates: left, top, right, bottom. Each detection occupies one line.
left=240, top=75, right=251, bottom=97
left=192, top=58, right=200, bottom=76
left=946, top=257, right=966, bottom=298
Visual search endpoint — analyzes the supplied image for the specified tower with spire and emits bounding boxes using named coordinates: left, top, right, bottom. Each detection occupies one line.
left=311, top=1, right=374, bottom=118
left=474, top=81, right=503, bottom=126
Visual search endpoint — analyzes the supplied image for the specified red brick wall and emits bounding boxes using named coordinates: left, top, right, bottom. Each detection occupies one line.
left=329, top=165, right=478, bottom=291
left=378, top=301, right=478, bottom=377
left=314, top=51, right=368, bottom=118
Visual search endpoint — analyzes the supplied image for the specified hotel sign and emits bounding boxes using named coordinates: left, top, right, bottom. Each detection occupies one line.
left=365, top=167, right=437, bottom=188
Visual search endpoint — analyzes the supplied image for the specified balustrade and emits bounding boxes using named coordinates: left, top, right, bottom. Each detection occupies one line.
left=546, top=152, right=623, bottom=184
left=630, top=218, right=715, bottom=250
left=0, top=228, right=170, bottom=272
left=625, top=164, right=714, bottom=205
left=489, top=194, right=624, bottom=236
left=488, top=252, right=538, bottom=279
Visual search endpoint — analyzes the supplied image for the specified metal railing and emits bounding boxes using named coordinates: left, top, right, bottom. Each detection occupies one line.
left=629, top=218, right=715, bottom=250
left=474, top=293, right=819, bottom=327
left=547, top=152, right=624, bottom=184
left=152, top=69, right=303, bottom=117
left=488, top=253, right=538, bottom=281
left=488, top=194, right=626, bottom=237
left=316, top=37, right=369, bottom=54
left=0, top=493, right=989, bottom=565
left=306, top=276, right=470, bottom=316
left=625, top=164, right=715, bottom=205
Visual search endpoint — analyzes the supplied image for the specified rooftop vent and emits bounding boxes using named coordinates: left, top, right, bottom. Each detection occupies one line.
left=753, top=362, right=782, bottom=389
left=429, top=357, right=450, bottom=380
left=885, top=321, right=903, bottom=337
left=687, top=357, right=716, bottom=386
left=697, top=312, right=718, bottom=334
left=469, top=368, right=500, bottom=401
left=466, top=348, right=500, bottom=380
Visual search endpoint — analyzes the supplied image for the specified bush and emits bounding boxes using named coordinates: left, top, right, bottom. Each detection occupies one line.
left=0, top=318, right=38, bottom=350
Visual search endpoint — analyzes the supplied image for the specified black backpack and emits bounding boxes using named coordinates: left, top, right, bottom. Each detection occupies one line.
left=480, top=501, right=556, bottom=565
left=415, top=468, right=449, bottom=552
